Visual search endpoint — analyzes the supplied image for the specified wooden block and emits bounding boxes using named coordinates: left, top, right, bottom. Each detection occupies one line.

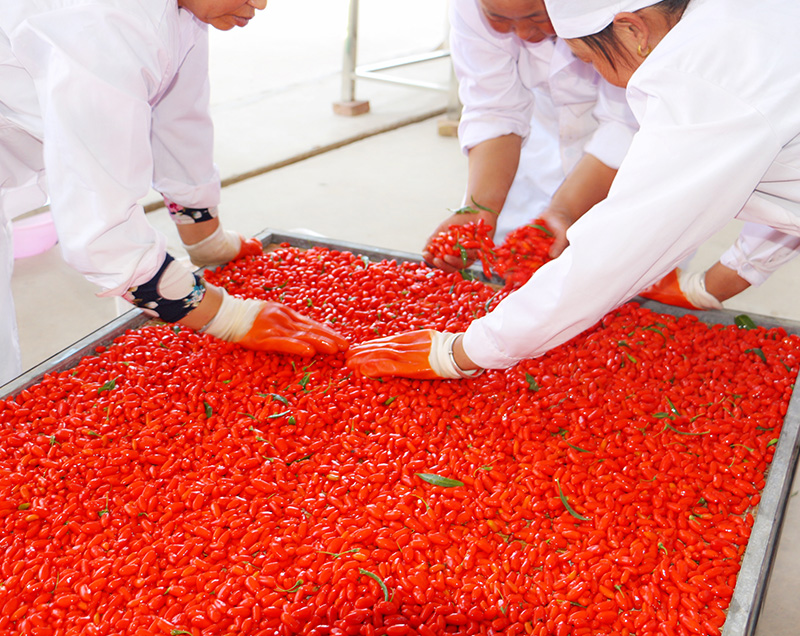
left=332, top=100, right=371, bottom=117
left=437, top=116, right=460, bottom=138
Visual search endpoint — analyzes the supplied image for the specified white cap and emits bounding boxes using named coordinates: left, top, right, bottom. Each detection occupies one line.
left=544, top=0, right=661, bottom=38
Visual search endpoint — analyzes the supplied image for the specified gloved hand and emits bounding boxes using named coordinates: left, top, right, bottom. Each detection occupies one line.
left=639, top=268, right=723, bottom=310
left=235, top=236, right=264, bottom=260
left=203, top=290, right=348, bottom=356
left=345, top=330, right=482, bottom=379
left=184, top=225, right=262, bottom=269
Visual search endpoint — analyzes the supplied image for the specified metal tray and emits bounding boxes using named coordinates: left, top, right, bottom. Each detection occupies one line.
left=2, top=229, right=798, bottom=636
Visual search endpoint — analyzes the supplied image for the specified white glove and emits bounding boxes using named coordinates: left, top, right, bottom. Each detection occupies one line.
left=184, top=225, right=245, bottom=269
left=202, top=290, right=261, bottom=341
left=680, top=270, right=724, bottom=310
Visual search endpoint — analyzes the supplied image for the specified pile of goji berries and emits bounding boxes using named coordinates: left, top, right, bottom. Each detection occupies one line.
left=492, top=221, right=556, bottom=289
left=427, top=219, right=555, bottom=288
left=425, top=219, right=496, bottom=279
left=1, top=244, right=796, bottom=636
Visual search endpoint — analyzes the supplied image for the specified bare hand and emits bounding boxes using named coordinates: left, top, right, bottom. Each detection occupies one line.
left=540, top=206, right=575, bottom=259
left=423, top=210, right=497, bottom=272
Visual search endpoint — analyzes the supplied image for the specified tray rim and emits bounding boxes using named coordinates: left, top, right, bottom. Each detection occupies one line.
left=2, top=228, right=798, bottom=636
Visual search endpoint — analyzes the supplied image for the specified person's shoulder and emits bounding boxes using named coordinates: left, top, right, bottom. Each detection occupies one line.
left=450, top=0, right=485, bottom=31
left=666, top=0, right=799, bottom=60
left=646, top=0, right=800, bottom=99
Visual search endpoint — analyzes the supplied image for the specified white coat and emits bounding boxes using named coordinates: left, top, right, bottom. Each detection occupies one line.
left=450, top=0, right=638, bottom=241
left=0, top=0, right=220, bottom=385
left=464, top=0, right=800, bottom=368
left=0, top=216, right=20, bottom=386
left=719, top=223, right=800, bottom=287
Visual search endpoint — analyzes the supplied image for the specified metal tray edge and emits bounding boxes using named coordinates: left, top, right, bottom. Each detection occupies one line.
left=2, top=228, right=799, bottom=636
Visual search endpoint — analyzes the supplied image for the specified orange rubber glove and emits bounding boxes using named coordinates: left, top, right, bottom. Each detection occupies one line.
left=345, top=330, right=481, bottom=379
left=203, top=291, right=348, bottom=356
left=639, top=268, right=722, bottom=310
left=235, top=236, right=263, bottom=260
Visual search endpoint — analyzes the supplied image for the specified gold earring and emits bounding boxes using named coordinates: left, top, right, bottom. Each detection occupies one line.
left=637, top=44, right=652, bottom=57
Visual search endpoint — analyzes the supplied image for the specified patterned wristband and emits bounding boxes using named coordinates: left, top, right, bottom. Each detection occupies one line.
left=124, top=254, right=205, bottom=323
left=164, top=198, right=219, bottom=225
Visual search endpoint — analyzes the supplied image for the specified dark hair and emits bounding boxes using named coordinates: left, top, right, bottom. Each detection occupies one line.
left=579, top=0, right=692, bottom=70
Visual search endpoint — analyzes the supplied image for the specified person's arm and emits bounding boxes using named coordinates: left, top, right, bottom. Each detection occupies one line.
left=423, top=134, right=521, bottom=270
left=448, top=0, right=539, bottom=155
left=424, top=0, right=541, bottom=270
left=542, top=154, right=618, bottom=257
left=717, top=223, right=800, bottom=292
left=703, top=263, right=750, bottom=301
left=27, top=5, right=173, bottom=295
left=452, top=334, right=479, bottom=372
left=23, top=8, right=345, bottom=355
left=464, top=134, right=523, bottom=218
left=543, top=52, right=638, bottom=257
left=150, top=18, right=219, bottom=210
left=641, top=223, right=800, bottom=308
left=124, top=255, right=347, bottom=355
left=150, top=18, right=261, bottom=268
left=462, top=69, right=783, bottom=370
left=416, top=231, right=770, bottom=369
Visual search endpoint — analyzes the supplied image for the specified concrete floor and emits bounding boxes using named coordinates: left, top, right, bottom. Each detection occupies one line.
left=5, top=0, right=799, bottom=632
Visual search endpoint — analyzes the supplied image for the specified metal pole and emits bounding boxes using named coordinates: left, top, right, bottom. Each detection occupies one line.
left=340, top=0, right=360, bottom=103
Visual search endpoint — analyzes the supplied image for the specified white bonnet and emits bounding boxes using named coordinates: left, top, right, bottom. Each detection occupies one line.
left=544, top=0, right=662, bottom=38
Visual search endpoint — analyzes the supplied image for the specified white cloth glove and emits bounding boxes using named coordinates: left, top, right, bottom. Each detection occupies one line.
left=680, top=270, right=724, bottom=310
left=202, top=290, right=262, bottom=342
left=183, top=225, right=243, bottom=269
left=428, top=332, right=482, bottom=379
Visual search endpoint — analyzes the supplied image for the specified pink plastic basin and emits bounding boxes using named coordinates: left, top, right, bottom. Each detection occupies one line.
left=13, top=211, right=58, bottom=259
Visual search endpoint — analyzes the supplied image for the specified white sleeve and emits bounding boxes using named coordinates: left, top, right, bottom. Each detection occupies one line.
left=464, top=70, right=782, bottom=368
left=719, top=222, right=800, bottom=286
left=151, top=24, right=221, bottom=209
left=583, top=80, right=638, bottom=170
left=449, top=0, right=537, bottom=152
left=18, top=7, right=172, bottom=295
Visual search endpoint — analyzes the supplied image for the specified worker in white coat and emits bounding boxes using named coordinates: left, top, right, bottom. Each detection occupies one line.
left=424, top=0, right=639, bottom=269
left=346, top=0, right=800, bottom=379
left=0, top=0, right=346, bottom=386
left=429, top=0, right=795, bottom=309
left=641, top=223, right=800, bottom=309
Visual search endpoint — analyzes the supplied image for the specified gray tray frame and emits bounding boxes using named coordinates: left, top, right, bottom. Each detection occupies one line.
left=2, top=229, right=798, bottom=636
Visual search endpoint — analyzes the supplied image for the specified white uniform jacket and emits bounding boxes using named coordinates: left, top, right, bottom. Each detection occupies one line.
left=450, top=0, right=638, bottom=237
left=465, top=0, right=800, bottom=368
left=0, top=0, right=219, bottom=296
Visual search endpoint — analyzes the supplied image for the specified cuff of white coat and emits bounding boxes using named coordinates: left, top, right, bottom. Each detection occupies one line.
left=428, top=332, right=484, bottom=379
left=719, top=251, right=772, bottom=287
left=157, top=175, right=221, bottom=214
left=461, top=324, right=522, bottom=370
left=458, top=118, right=530, bottom=157
left=583, top=121, right=637, bottom=170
